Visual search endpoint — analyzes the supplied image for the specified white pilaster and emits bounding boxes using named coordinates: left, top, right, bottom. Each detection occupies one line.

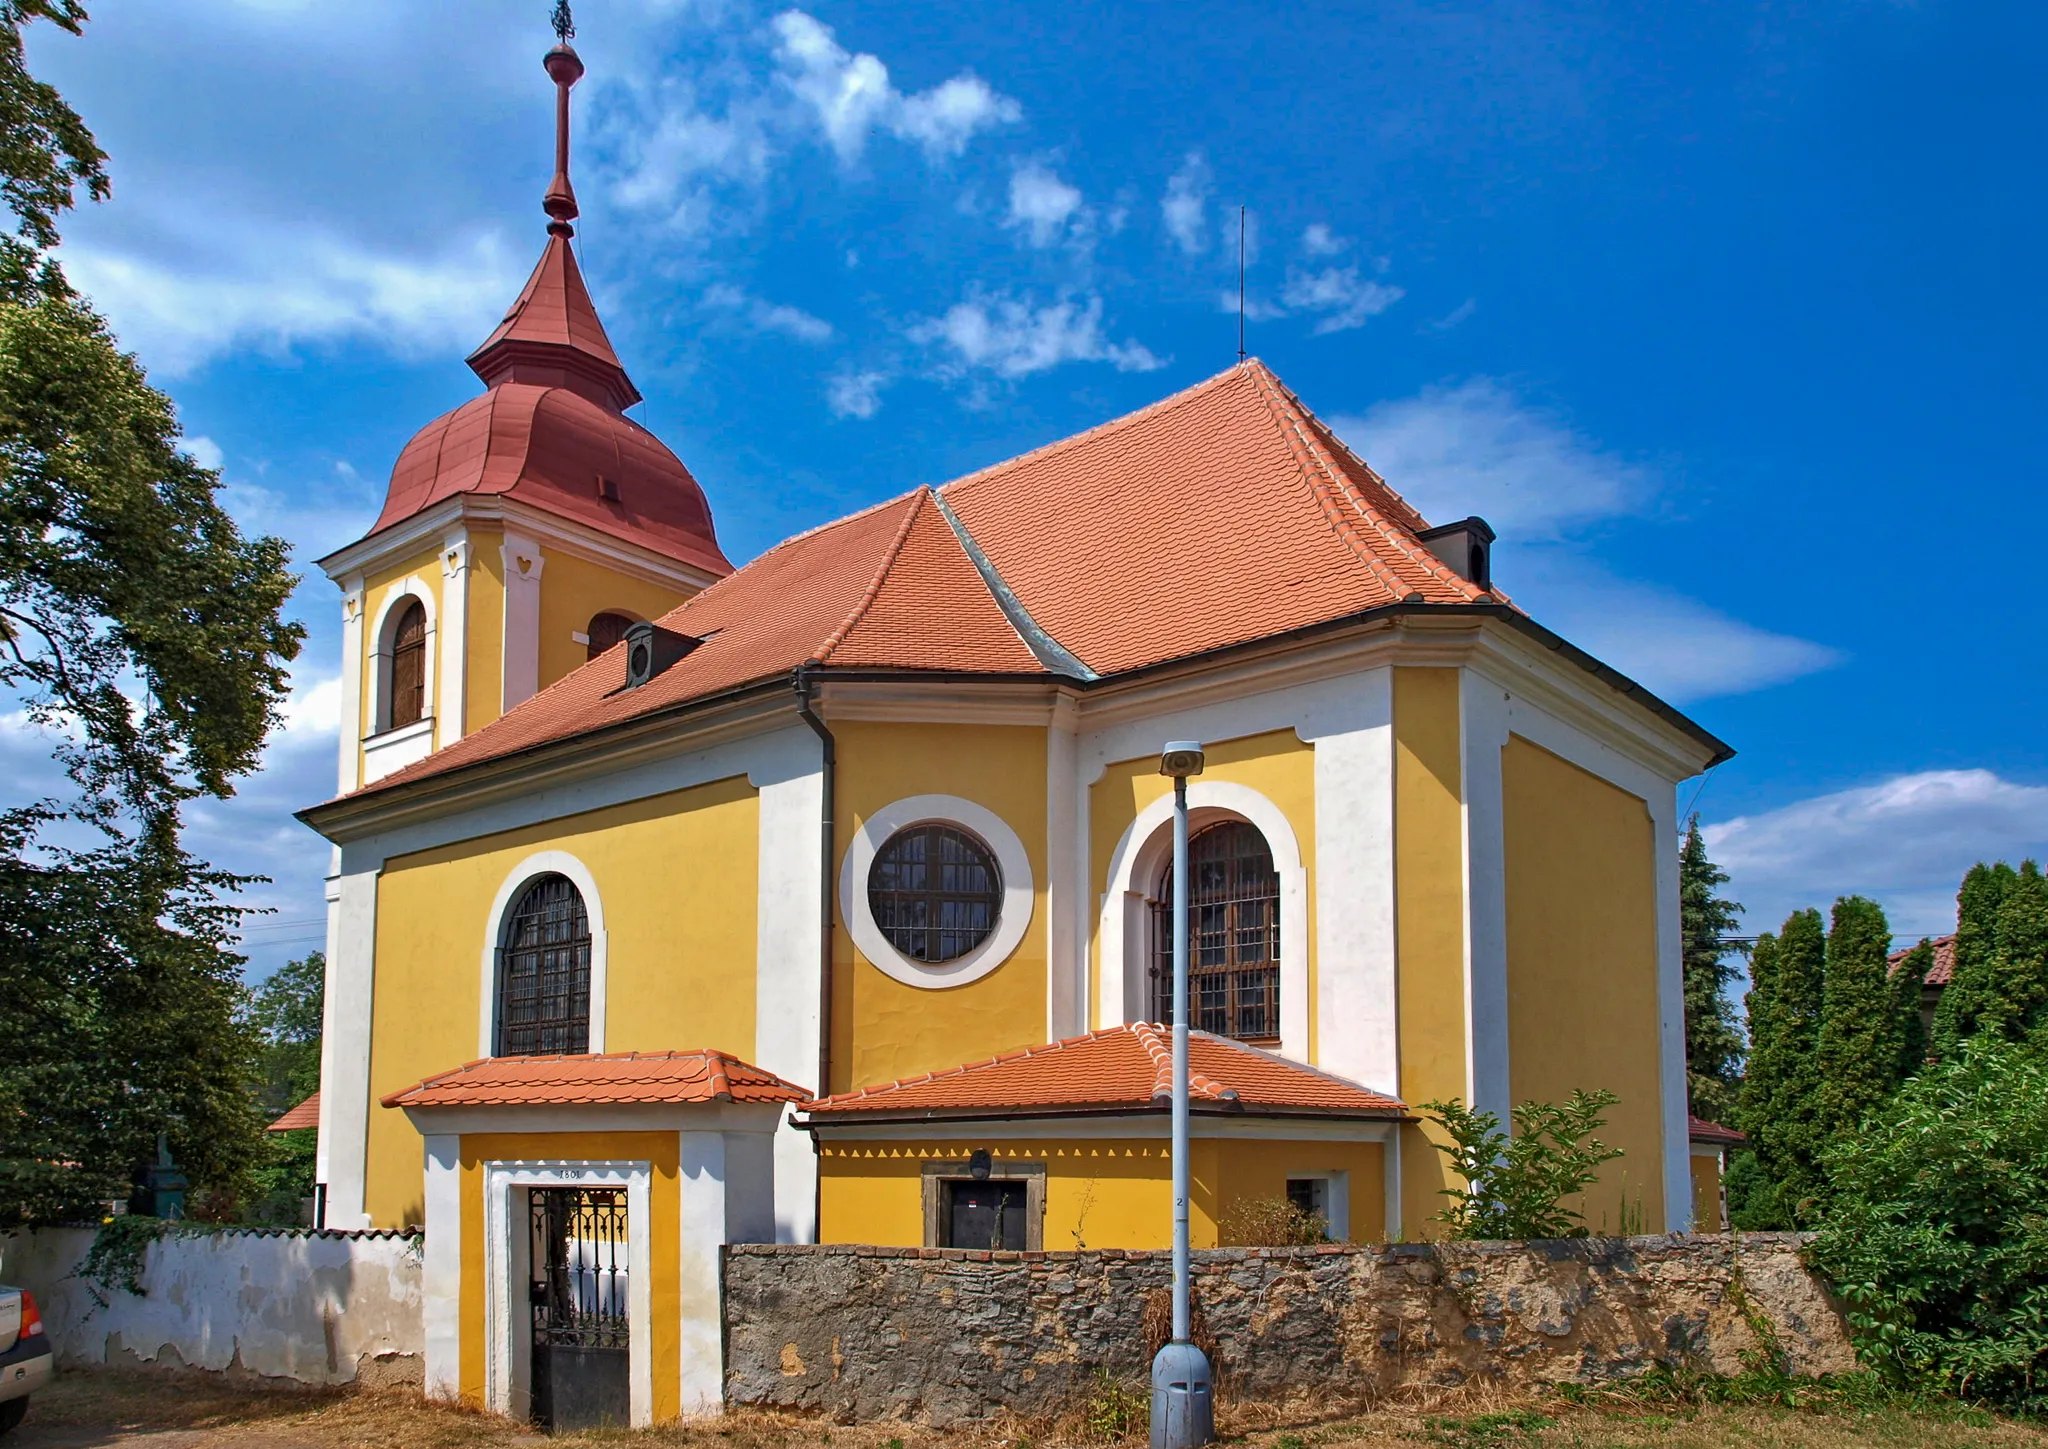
left=1310, top=668, right=1398, bottom=1092
left=677, top=1132, right=728, bottom=1415
left=750, top=728, right=824, bottom=1242
left=322, top=862, right=381, bottom=1228
left=337, top=577, right=365, bottom=794
left=1650, top=781, right=1693, bottom=1231
left=1045, top=701, right=1083, bottom=1041
left=315, top=860, right=342, bottom=1199
left=1461, top=672, right=1512, bottom=1121
left=500, top=531, right=545, bottom=711
left=439, top=532, right=470, bottom=743
left=421, top=1134, right=462, bottom=1399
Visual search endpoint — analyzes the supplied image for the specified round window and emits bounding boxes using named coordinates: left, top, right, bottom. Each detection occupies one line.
left=866, top=824, right=1003, bottom=963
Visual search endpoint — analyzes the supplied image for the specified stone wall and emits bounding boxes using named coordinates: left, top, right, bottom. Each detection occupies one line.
left=0, top=1226, right=424, bottom=1387
left=724, top=1235, right=1854, bottom=1426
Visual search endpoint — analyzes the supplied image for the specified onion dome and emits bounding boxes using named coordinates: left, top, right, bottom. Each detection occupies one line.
left=366, top=12, right=731, bottom=579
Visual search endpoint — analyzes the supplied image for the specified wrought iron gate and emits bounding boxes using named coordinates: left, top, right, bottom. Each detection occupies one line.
left=528, top=1186, right=629, bottom=1431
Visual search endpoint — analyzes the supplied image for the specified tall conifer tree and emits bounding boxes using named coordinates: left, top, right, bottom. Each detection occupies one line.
left=1740, top=908, right=1827, bottom=1220
left=1890, top=938, right=1933, bottom=1081
left=1678, top=817, right=1745, bottom=1124
left=1934, top=862, right=2018, bottom=1050
left=1814, top=896, right=1901, bottom=1161
left=1985, top=861, right=2048, bottom=1040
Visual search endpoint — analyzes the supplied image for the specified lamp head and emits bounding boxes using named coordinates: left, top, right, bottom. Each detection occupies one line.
left=1159, top=741, right=1206, bottom=779
left=969, top=1148, right=992, bottom=1180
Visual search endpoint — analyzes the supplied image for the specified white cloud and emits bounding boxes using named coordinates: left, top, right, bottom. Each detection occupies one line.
left=1424, top=298, right=1479, bottom=333
left=702, top=282, right=834, bottom=343
left=59, top=230, right=525, bottom=376
left=1279, top=266, right=1405, bottom=333
left=1705, top=770, right=2048, bottom=940
left=910, top=290, right=1165, bottom=380
left=827, top=367, right=890, bottom=420
left=1332, top=378, right=1842, bottom=702
left=1161, top=152, right=1211, bottom=255
left=1301, top=222, right=1348, bottom=256
left=1335, top=378, right=1645, bottom=538
left=771, top=11, right=1019, bottom=163
left=184, top=436, right=225, bottom=471
left=1006, top=164, right=1087, bottom=248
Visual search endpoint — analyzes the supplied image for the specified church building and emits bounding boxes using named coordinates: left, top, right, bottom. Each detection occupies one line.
left=299, top=18, right=1730, bottom=1429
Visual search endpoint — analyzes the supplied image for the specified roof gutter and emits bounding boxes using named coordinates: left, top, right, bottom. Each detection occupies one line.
left=792, top=664, right=837, bottom=1124
left=794, top=1102, right=1412, bottom=1131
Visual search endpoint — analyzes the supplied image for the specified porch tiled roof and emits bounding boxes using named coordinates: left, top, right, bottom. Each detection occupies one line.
left=268, top=1091, right=320, bottom=1132
left=799, top=1023, right=1407, bottom=1121
left=381, top=1051, right=808, bottom=1109
left=1688, top=1115, right=1747, bottom=1148
left=1887, top=933, right=1956, bottom=987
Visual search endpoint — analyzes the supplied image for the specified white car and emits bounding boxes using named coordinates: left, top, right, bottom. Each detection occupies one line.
left=0, top=1287, right=51, bottom=1435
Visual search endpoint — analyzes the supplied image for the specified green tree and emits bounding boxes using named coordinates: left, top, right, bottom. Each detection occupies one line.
left=1678, top=817, right=1745, bottom=1124
left=1889, top=938, right=1933, bottom=1082
left=1421, top=1090, right=1624, bottom=1240
left=247, top=953, right=322, bottom=1223
left=1813, top=896, right=1903, bottom=1160
left=1736, top=909, right=1826, bottom=1224
left=1932, top=861, right=2018, bottom=1051
left=1984, top=861, right=2048, bottom=1042
left=0, top=2, right=302, bottom=1220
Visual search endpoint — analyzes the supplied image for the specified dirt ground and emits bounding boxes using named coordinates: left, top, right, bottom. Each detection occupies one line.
left=7, top=1371, right=2044, bottom=1449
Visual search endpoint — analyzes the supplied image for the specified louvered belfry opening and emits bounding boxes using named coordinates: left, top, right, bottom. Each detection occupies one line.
left=497, top=874, right=592, bottom=1055
left=388, top=599, right=428, bottom=729
left=1150, top=820, right=1281, bottom=1042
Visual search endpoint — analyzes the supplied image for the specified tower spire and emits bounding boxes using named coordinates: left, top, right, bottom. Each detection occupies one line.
left=542, top=5, right=584, bottom=239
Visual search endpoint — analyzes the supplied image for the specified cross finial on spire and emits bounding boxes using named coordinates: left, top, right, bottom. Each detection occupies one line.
left=541, top=8, right=585, bottom=237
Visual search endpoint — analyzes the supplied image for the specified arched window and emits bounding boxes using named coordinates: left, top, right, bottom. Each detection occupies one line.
left=388, top=599, right=428, bottom=730
left=586, top=611, right=635, bottom=662
left=867, top=824, right=1002, bottom=963
left=496, top=874, right=592, bottom=1056
left=1150, top=820, right=1280, bottom=1041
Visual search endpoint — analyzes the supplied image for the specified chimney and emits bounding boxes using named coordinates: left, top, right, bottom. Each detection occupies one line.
left=1416, top=516, right=1496, bottom=592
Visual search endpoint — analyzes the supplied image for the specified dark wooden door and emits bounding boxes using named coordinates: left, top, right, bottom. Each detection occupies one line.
left=945, top=1179, right=1026, bottom=1250
left=529, top=1187, right=629, bottom=1431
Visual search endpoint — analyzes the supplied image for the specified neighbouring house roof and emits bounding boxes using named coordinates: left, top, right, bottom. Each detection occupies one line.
left=1887, top=933, right=1956, bottom=988
left=1688, top=1115, right=1747, bottom=1148
left=329, top=358, right=1722, bottom=808
left=797, top=1023, right=1408, bottom=1124
left=380, top=1050, right=809, bottom=1110
left=268, top=1092, right=320, bottom=1132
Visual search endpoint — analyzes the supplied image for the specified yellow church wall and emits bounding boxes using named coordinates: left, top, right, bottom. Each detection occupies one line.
left=463, top=526, right=505, bottom=736
left=456, top=1130, right=681, bottom=1419
left=364, top=776, right=760, bottom=1228
left=1501, top=734, right=1667, bottom=1233
left=829, top=721, right=1050, bottom=1095
left=536, top=551, right=691, bottom=694
left=817, top=1133, right=1383, bottom=1248
left=1392, top=666, right=1467, bottom=1238
left=357, top=545, right=446, bottom=749
left=1086, top=730, right=1317, bottom=1047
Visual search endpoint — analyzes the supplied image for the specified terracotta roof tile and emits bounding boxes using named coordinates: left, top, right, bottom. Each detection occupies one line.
left=267, top=1091, right=320, bottom=1132
left=1688, top=1115, right=1747, bottom=1147
left=330, top=359, right=1504, bottom=802
left=381, top=1050, right=808, bottom=1110
left=798, top=1023, right=1407, bottom=1120
left=1888, top=933, right=1956, bottom=987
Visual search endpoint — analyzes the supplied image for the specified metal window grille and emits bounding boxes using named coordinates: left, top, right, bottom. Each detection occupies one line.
left=586, top=611, right=634, bottom=661
left=389, top=600, right=427, bottom=729
left=867, top=824, right=1002, bottom=963
left=497, top=875, right=591, bottom=1056
left=1149, top=820, right=1280, bottom=1041
left=528, top=1187, right=629, bottom=1350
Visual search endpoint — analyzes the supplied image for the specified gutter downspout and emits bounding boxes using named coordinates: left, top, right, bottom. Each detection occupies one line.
left=792, top=665, right=836, bottom=1236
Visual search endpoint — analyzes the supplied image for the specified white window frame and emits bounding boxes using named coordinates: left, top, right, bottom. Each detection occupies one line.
left=839, top=794, right=1036, bottom=989
left=479, top=851, right=609, bottom=1057
left=365, top=577, right=437, bottom=737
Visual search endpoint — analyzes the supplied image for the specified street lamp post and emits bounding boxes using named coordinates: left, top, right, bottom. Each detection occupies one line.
left=1151, top=741, right=1213, bottom=1449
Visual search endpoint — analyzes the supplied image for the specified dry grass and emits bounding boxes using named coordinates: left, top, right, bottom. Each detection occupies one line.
left=14, top=1370, right=2047, bottom=1449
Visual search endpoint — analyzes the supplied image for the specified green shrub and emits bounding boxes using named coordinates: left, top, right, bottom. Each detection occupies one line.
left=1421, top=1090, right=1622, bottom=1240
left=1805, top=1034, right=2048, bottom=1410
left=1218, top=1193, right=1328, bottom=1246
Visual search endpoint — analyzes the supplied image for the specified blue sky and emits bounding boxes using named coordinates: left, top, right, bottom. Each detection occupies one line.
left=11, top=0, right=2047, bottom=976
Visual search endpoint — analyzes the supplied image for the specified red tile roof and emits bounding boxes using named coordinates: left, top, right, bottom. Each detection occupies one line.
left=380, top=1051, right=808, bottom=1110
left=1888, top=933, right=1956, bottom=987
left=268, top=1092, right=320, bottom=1132
left=468, top=234, right=640, bottom=411
left=335, top=360, right=1513, bottom=801
left=798, top=1023, right=1407, bottom=1122
left=1688, top=1115, right=1746, bottom=1148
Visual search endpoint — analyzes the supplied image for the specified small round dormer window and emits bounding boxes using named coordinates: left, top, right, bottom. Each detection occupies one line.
left=867, top=824, right=1002, bottom=963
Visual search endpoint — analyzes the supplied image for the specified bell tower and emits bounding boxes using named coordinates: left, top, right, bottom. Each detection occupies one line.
left=317, top=5, right=732, bottom=792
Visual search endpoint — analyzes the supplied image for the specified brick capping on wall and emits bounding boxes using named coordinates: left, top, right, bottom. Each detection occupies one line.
left=722, top=1234, right=1856, bottom=1427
